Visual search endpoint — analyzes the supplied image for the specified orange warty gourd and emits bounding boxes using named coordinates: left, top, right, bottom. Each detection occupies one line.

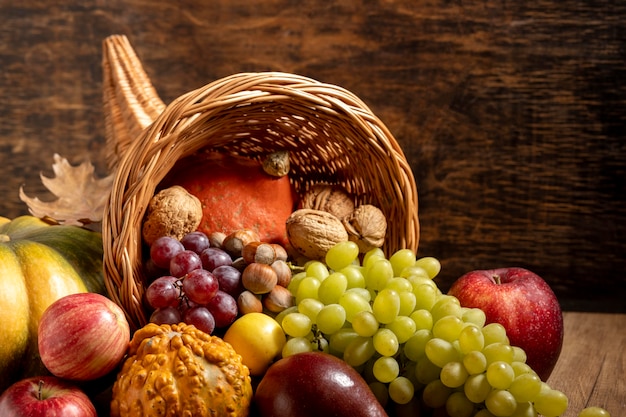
left=159, top=152, right=297, bottom=247
left=110, top=322, right=253, bottom=417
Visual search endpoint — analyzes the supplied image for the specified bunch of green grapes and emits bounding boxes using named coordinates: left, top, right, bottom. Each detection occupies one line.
left=273, top=241, right=590, bottom=417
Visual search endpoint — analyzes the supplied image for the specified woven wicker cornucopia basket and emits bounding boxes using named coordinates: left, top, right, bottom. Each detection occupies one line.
left=101, top=35, right=419, bottom=330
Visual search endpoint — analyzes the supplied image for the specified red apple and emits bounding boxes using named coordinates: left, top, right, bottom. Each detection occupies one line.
left=448, top=267, right=563, bottom=380
left=38, top=292, right=131, bottom=381
left=0, top=376, right=97, bottom=417
left=254, top=351, right=388, bottom=417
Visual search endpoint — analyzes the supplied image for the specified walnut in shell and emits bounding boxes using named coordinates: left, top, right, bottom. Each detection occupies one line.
left=299, top=184, right=355, bottom=220
left=286, top=208, right=349, bottom=261
left=342, top=204, right=387, bottom=253
left=142, top=185, right=203, bottom=246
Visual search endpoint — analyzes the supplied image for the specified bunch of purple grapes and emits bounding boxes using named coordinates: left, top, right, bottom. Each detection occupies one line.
left=145, top=231, right=245, bottom=335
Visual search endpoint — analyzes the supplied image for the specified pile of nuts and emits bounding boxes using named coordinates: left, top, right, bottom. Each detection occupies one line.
left=287, top=184, right=388, bottom=260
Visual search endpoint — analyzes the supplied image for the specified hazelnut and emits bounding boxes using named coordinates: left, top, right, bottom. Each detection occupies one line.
left=263, top=285, right=294, bottom=313
left=242, top=262, right=278, bottom=294
left=223, top=229, right=261, bottom=258
left=262, top=150, right=290, bottom=177
left=208, top=231, right=227, bottom=248
left=271, top=259, right=293, bottom=288
left=242, top=241, right=277, bottom=265
left=237, top=290, right=263, bottom=314
left=271, top=244, right=289, bottom=262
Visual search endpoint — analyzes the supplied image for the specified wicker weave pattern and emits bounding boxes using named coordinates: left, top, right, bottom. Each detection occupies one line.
left=102, top=61, right=419, bottom=329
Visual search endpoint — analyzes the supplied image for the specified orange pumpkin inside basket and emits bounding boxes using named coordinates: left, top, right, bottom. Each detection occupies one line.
left=159, top=151, right=297, bottom=247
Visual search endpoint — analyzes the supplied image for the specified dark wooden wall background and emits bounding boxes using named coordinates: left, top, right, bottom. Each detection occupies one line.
left=1, top=1, right=624, bottom=312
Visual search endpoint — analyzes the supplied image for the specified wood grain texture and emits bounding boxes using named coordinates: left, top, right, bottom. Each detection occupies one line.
left=547, top=312, right=626, bottom=417
left=1, top=0, right=625, bottom=311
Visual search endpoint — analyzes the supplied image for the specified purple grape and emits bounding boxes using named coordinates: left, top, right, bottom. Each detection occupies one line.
left=183, top=306, right=216, bottom=335
left=169, top=250, right=203, bottom=277
left=200, top=247, right=233, bottom=271
left=150, top=306, right=182, bottom=325
left=145, top=275, right=181, bottom=309
left=150, top=236, right=185, bottom=269
left=207, top=290, right=238, bottom=328
left=181, top=231, right=210, bottom=255
left=212, top=265, right=244, bottom=298
left=182, top=269, right=219, bottom=305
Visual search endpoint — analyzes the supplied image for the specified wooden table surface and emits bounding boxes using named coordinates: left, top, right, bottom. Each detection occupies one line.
left=546, top=312, right=626, bottom=417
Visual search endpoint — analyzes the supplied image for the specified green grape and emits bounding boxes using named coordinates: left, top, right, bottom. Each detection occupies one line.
left=432, top=315, right=465, bottom=342
left=305, top=260, right=330, bottom=280
left=386, top=316, right=417, bottom=343
left=389, top=248, right=416, bottom=276
left=462, top=350, right=488, bottom=375
left=462, top=307, right=487, bottom=327
left=425, top=337, right=460, bottom=368
left=398, top=291, right=417, bottom=316
left=511, top=361, right=535, bottom=376
left=482, top=322, right=509, bottom=346
left=415, top=356, right=442, bottom=385
left=458, top=324, right=485, bottom=354
left=373, top=328, right=399, bottom=356
left=440, top=361, right=469, bottom=388
left=445, top=391, right=476, bottom=417
left=281, top=312, right=313, bottom=338
left=339, top=290, right=372, bottom=322
left=372, top=288, right=400, bottom=324
left=345, top=286, right=372, bottom=301
left=297, top=297, right=325, bottom=323
left=485, top=389, right=517, bottom=417
left=413, top=283, right=439, bottom=310
left=343, top=335, right=376, bottom=367
left=287, top=271, right=306, bottom=295
left=273, top=305, right=298, bottom=327
left=401, top=265, right=431, bottom=280
left=389, top=376, right=415, bottom=405
left=386, top=276, right=414, bottom=293
left=509, top=401, right=536, bottom=417
left=508, top=372, right=541, bottom=402
left=372, top=356, right=400, bottom=383
left=295, top=276, right=321, bottom=304
left=422, top=379, right=453, bottom=409
left=325, top=240, right=360, bottom=271
left=369, top=381, right=389, bottom=407
left=464, top=373, right=492, bottom=403
left=328, top=328, right=359, bottom=353
left=404, top=329, right=432, bottom=362
left=533, top=387, right=568, bottom=417
left=512, top=346, right=527, bottom=363
left=578, top=407, right=612, bottom=417
left=352, top=310, right=380, bottom=337
left=414, top=256, right=442, bottom=279
left=340, top=264, right=366, bottom=289
left=410, top=309, right=433, bottom=331
left=366, top=258, right=394, bottom=291
left=282, top=336, right=313, bottom=357
left=363, top=247, right=385, bottom=265
left=318, top=271, right=349, bottom=304
left=483, top=342, right=515, bottom=365
left=486, top=361, right=515, bottom=390
left=316, top=303, right=346, bottom=334
left=431, top=296, right=463, bottom=322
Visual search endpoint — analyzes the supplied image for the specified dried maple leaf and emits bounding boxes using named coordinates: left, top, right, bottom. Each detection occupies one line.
left=19, top=154, right=114, bottom=226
